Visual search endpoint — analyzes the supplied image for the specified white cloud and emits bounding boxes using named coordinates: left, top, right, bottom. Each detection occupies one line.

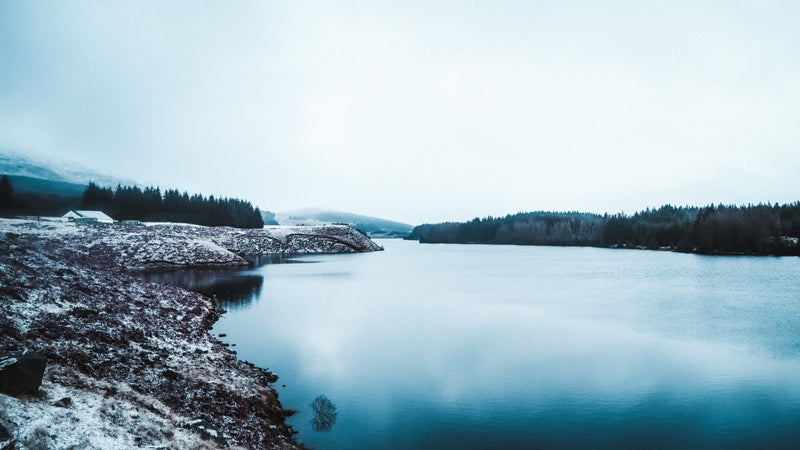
left=1, top=1, right=799, bottom=224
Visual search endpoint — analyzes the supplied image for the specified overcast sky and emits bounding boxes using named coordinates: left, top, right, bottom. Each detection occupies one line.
left=1, top=1, right=799, bottom=225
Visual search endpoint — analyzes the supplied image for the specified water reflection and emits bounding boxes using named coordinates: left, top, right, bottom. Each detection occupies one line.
left=153, top=241, right=800, bottom=449
left=204, top=275, right=263, bottom=306
left=243, top=254, right=293, bottom=266
left=140, top=268, right=264, bottom=306
left=310, top=395, right=338, bottom=432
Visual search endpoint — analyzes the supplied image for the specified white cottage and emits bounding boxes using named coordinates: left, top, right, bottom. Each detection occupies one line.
left=62, top=210, right=114, bottom=224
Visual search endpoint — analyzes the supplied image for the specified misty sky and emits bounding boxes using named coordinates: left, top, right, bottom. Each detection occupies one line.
left=1, top=1, right=799, bottom=225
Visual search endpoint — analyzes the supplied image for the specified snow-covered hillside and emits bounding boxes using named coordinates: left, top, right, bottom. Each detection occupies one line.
left=0, top=148, right=136, bottom=189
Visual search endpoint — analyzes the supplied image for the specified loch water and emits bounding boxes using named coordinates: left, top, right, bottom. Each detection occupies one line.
left=146, top=240, right=800, bottom=449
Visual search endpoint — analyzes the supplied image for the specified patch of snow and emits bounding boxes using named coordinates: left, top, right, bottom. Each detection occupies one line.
left=0, top=366, right=211, bottom=449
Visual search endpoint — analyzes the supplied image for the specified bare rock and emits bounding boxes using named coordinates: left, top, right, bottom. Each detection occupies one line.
left=53, top=397, right=72, bottom=408
left=0, top=422, right=10, bottom=441
left=162, top=369, right=183, bottom=381
left=0, top=351, right=46, bottom=396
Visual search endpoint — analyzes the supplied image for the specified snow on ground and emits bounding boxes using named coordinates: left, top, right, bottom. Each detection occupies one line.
left=0, top=365, right=223, bottom=450
left=0, top=218, right=357, bottom=449
left=1, top=219, right=380, bottom=270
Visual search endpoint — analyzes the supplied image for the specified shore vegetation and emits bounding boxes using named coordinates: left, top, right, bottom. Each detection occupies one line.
left=408, top=203, right=800, bottom=256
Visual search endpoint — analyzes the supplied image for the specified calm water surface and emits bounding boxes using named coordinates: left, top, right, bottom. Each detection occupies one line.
left=152, top=240, right=800, bottom=449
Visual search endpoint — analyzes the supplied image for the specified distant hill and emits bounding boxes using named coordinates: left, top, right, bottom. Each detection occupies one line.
left=0, top=147, right=136, bottom=189
left=7, top=175, right=87, bottom=196
left=276, top=208, right=413, bottom=237
left=0, top=148, right=142, bottom=216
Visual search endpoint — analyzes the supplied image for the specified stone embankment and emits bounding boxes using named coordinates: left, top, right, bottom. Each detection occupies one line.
left=0, top=219, right=382, bottom=449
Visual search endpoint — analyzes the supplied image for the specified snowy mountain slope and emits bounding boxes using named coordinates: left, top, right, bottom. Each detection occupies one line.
left=0, top=147, right=136, bottom=188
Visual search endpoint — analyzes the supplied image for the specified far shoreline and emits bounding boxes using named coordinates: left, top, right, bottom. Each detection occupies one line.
left=410, top=239, right=799, bottom=257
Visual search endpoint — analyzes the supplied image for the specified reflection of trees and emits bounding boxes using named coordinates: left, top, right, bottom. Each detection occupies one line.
left=140, top=270, right=263, bottom=305
left=202, top=275, right=263, bottom=305
left=310, top=395, right=338, bottom=432
left=244, top=254, right=289, bottom=266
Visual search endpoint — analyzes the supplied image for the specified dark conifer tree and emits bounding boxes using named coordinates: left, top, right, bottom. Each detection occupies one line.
left=0, top=175, right=13, bottom=209
left=81, top=182, right=114, bottom=210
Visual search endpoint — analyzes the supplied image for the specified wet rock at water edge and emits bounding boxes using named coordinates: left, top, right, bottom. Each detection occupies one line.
left=263, top=370, right=278, bottom=384
left=0, top=351, right=47, bottom=396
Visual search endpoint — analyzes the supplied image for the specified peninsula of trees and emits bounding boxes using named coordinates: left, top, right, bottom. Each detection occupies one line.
left=407, top=203, right=800, bottom=256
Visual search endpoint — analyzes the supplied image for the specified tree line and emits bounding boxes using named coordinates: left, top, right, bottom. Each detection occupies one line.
left=0, top=175, right=84, bottom=217
left=407, top=203, right=800, bottom=256
left=80, top=183, right=264, bottom=228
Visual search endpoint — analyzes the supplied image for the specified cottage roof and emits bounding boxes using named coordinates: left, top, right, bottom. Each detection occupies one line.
left=63, top=210, right=114, bottom=222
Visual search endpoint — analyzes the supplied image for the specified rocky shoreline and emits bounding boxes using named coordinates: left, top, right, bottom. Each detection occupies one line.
left=0, top=219, right=382, bottom=449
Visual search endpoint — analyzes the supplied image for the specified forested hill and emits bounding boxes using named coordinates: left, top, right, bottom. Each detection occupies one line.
left=407, top=203, right=800, bottom=256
